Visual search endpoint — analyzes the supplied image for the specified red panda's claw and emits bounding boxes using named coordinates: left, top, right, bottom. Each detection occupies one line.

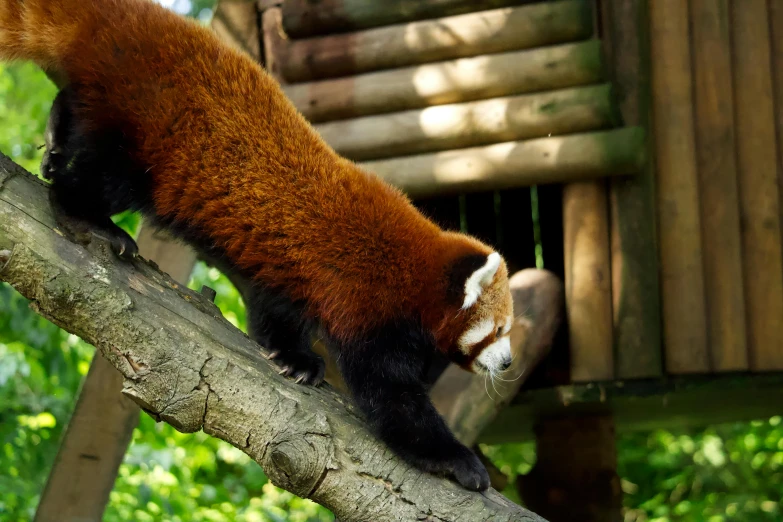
left=277, top=366, right=291, bottom=375
left=264, top=350, right=280, bottom=360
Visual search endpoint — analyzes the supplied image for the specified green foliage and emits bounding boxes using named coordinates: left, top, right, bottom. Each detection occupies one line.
left=617, top=421, right=783, bottom=522
left=0, top=62, right=56, bottom=174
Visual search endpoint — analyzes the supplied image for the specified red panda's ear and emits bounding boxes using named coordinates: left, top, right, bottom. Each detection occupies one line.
left=446, top=252, right=501, bottom=309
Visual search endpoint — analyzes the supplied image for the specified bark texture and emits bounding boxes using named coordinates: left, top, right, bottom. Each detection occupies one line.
left=0, top=154, right=546, bottom=522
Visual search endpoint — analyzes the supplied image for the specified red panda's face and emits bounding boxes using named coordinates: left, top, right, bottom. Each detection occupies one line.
left=443, top=252, right=514, bottom=375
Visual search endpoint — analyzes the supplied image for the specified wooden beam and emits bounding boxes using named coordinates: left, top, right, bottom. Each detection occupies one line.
left=281, top=0, right=558, bottom=38
left=280, top=1, right=594, bottom=82
left=599, top=0, right=662, bottom=379
left=649, top=0, right=709, bottom=373
left=690, top=0, right=747, bottom=371
left=34, top=225, right=197, bottom=522
left=563, top=181, right=613, bottom=382
left=284, top=40, right=604, bottom=122
left=480, top=372, right=783, bottom=444
left=316, top=84, right=615, bottom=161
left=731, top=0, right=783, bottom=370
left=360, top=127, right=646, bottom=198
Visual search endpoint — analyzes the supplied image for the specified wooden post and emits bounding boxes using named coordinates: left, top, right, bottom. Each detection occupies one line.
left=280, top=1, right=594, bottom=82
left=771, top=0, right=783, bottom=310
left=649, top=0, right=709, bottom=373
left=690, top=0, right=748, bottom=371
left=599, top=0, right=662, bottom=379
left=34, top=226, right=196, bottom=522
left=731, top=0, right=783, bottom=370
left=517, top=415, right=622, bottom=522
left=563, top=181, right=614, bottom=382
left=283, top=40, right=604, bottom=122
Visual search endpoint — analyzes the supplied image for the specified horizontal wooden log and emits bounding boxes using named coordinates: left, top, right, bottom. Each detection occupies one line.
left=359, top=127, right=645, bottom=197
left=285, top=40, right=604, bottom=123
left=281, top=0, right=552, bottom=38
left=481, top=372, right=783, bottom=444
left=281, top=1, right=593, bottom=83
left=316, top=84, right=615, bottom=161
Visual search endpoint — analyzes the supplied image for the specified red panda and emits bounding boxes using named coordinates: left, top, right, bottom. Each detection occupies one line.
left=0, top=0, right=514, bottom=491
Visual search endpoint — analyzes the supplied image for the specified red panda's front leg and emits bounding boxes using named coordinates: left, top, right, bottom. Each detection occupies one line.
left=334, top=324, right=491, bottom=491
left=244, top=286, right=326, bottom=385
left=42, top=87, right=149, bottom=258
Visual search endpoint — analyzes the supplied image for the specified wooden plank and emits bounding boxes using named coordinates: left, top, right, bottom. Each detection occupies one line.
left=284, top=40, right=605, bottom=123
left=281, top=0, right=552, bottom=38
left=34, top=225, right=197, bottom=522
left=316, top=84, right=615, bottom=161
left=481, top=372, right=783, bottom=443
left=772, top=0, right=783, bottom=316
left=599, top=0, right=662, bottom=379
left=732, top=0, right=783, bottom=371
left=34, top=355, right=139, bottom=522
left=281, top=1, right=594, bottom=82
left=361, top=127, right=646, bottom=197
left=689, top=0, right=747, bottom=371
left=648, top=0, right=709, bottom=373
left=563, top=181, right=613, bottom=382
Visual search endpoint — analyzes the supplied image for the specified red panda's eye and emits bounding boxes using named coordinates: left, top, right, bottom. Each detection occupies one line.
left=496, top=326, right=502, bottom=337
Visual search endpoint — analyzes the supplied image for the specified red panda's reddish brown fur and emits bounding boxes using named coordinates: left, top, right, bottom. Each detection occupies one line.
left=0, top=0, right=503, bottom=347
left=1, top=0, right=516, bottom=491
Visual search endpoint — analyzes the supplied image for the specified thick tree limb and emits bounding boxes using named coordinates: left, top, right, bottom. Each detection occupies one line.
left=0, top=154, right=546, bottom=522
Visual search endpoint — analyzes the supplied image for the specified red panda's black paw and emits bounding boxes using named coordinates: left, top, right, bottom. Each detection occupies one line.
left=96, top=230, right=139, bottom=259
left=269, top=351, right=325, bottom=386
left=446, top=449, right=491, bottom=492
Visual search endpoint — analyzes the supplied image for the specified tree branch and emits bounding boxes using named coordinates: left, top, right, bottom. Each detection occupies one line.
left=0, top=154, right=547, bottom=522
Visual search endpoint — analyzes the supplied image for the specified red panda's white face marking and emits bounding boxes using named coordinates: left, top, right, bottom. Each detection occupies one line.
left=451, top=252, right=514, bottom=375
left=462, top=252, right=501, bottom=309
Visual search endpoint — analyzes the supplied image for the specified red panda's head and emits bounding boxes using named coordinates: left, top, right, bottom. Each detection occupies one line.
left=428, top=235, right=514, bottom=375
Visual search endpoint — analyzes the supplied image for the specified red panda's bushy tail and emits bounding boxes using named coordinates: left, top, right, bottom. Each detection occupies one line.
left=0, top=0, right=83, bottom=74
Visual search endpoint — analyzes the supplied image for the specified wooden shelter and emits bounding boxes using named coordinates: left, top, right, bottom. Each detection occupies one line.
left=34, top=0, right=783, bottom=521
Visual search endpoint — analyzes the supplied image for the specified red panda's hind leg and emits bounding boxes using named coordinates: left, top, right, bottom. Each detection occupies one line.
left=334, top=323, right=491, bottom=491
left=245, top=287, right=325, bottom=386
left=43, top=87, right=151, bottom=258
